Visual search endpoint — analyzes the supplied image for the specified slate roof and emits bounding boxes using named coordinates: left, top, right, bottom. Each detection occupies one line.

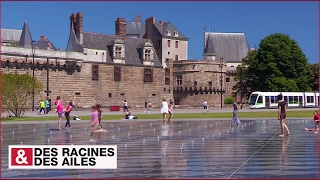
left=82, top=32, right=163, bottom=67
left=1, top=28, right=22, bottom=42
left=36, top=36, right=58, bottom=51
left=126, top=15, right=145, bottom=38
left=204, top=32, right=250, bottom=62
left=153, top=21, right=188, bottom=39
left=19, top=19, right=33, bottom=48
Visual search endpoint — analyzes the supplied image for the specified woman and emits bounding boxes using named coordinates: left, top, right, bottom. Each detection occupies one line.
left=230, top=98, right=242, bottom=127
left=55, top=96, right=64, bottom=130
left=278, top=94, right=290, bottom=137
left=161, top=99, right=169, bottom=121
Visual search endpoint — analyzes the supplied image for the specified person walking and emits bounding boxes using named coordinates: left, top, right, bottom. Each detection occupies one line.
left=123, top=100, right=128, bottom=112
left=278, top=94, right=290, bottom=137
left=90, top=105, right=99, bottom=142
left=168, top=101, right=174, bottom=121
left=45, top=97, right=50, bottom=115
left=64, top=102, right=73, bottom=129
left=203, top=100, right=208, bottom=113
left=161, top=99, right=169, bottom=121
left=230, top=98, right=242, bottom=127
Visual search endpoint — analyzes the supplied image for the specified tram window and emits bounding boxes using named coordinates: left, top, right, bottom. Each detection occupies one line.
left=293, top=96, right=299, bottom=104
left=307, top=96, right=314, bottom=103
left=299, top=96, right=302, bottom=104
left=289, top=96, right=294, bottom=104
left=275, top=96, right=278, bottom=103
left=318, top=96, right=319, bottom=105
left=284, top=96, right=288, bottom=103
left=271, top=96, right=275, bottom=103
left=257, top=96, right=263, bottom=103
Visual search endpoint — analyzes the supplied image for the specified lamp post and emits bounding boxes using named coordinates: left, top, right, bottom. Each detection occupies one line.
left=219, top=58, right=223, bottom=109
left=240, top=65, right=243, bottom=109
left=31, top=40, right=36, bottom=111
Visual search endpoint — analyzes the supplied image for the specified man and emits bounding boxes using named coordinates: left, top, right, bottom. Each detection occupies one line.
left=278, top=94, right=290, bottom=137
left=203, top=100, right=208, bottom=113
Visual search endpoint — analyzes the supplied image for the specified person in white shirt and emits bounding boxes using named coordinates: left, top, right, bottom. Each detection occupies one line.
left=123, top=100, right=128, bottom=112
left=160, top=99, right=169, bottom=121
left=203, top=100, right=208, bottom=113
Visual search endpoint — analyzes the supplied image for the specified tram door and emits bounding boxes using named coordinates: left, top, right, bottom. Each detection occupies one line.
left=265, top=96, right=270, bottom=108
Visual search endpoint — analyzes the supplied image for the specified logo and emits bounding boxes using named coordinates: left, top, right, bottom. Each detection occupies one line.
left=9, top=145, right=117, bottom=169
left=10, top=148, right=33, bottom=166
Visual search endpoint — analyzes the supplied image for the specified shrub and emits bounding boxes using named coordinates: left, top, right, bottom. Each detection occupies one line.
left=224, top=97, right=234, bottom=104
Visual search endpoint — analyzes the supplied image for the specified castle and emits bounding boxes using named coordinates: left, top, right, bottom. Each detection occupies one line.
left=1, top=12, right=252, bottom=109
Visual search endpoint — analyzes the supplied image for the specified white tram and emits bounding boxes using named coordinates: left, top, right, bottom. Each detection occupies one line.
left=249, top=91, right=319, bottom=109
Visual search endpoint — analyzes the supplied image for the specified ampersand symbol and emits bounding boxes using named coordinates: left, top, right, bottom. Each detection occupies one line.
left=15, top=149, right=28, bottom=164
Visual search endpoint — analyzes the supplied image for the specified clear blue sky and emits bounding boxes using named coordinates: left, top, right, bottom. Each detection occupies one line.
left=1, top=2, right=318, bottom=63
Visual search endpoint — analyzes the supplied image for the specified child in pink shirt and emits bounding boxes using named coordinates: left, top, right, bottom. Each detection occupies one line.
left=64, top=102, right=73, bottom=129
left=55, top=96, right=64, bottom=130
left=90, top=105, right=99, bottom=142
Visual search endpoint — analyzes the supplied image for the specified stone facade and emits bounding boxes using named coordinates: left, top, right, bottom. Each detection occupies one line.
left=173, top=60, right=227, bottom=107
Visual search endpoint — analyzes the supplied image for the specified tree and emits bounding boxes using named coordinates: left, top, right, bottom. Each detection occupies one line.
left=234, top=33, right=310, bottom=95
left=2, top=72, right=44, bottom=117
left=307, top=63, right=319, bottom=91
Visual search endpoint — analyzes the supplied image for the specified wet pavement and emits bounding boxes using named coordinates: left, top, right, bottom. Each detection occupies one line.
left=1, top=119, right=319, bottom=178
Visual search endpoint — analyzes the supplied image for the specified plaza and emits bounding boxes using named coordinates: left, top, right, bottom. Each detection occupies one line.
left=1, top=118, right=319, bottom=178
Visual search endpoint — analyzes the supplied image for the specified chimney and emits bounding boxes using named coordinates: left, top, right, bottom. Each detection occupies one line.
left=75, top=12, right=83, bottom=35
left=159, top=20, right=163, bottom=26
left=40, top=36, right=46, bottom=41
left=70, top=13, right=77, bottom=33
left=137, top=14, right=141, bottom=19
left=145, top=17, right=156, bottom=38
left=115, top=17, right=127, bottom=39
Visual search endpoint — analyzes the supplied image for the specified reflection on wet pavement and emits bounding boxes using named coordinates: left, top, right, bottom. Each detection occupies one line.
left=1, top=119, right=319, bottom=178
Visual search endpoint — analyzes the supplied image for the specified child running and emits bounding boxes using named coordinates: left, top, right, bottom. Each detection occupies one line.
left=168, top=101, right=174, bottom=121
left=305, top=111, right=320, bottom=133
left=64, top=102, right=73, bottom=129
left=90, top=105, right=99, bottom=142
left=96, top=104, right=103, bottom=129
left=55, top=96, right=64, bottom=130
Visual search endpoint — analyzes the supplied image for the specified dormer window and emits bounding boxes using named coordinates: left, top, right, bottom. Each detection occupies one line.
left=174, top=31, right=178, bottom=37
left=115, top=47, right=122, bottom=58
left=144, top=49, right=151, bottom=60
left=166, top=30, right=171, bottom=36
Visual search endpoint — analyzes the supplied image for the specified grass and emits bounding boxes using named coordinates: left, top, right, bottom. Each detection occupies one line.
left=1, top=110, right=315, bottom=122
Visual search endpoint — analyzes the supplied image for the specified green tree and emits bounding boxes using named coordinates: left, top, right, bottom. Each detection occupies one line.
left=307, top=63, right=318, bottom=91
left=234, top=33, right=310, bottom=95
left=2, top=72, right=44, bottom=117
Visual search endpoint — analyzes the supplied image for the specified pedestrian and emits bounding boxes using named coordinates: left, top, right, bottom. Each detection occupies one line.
left=161, top=99, right=169, bottom=121
left=96, top=104, right=103, bottom=129
left=168, top=101, right=174, bottom=121
left=278, top=94, right=290, bottom=137
left=144, top=100, right=148, bottom=112
left=72, top=100, right=77, bottom=111
left=147, top=101, right=152, bottom=113
left=123, top=100, right=128, bottom=112
left=305, top=111, right=320, bottom=133
left=55, top=96, right=64, bottom=130
left=203, top=100, right=208, bottom=113
left=64, top=102, right=73, bottom=129
left=230, top=98, right=242, bottom=127
left=90, top=105, right=99, bottom=142
left=39, top=99, right=46, bottom=115
left=45, top=97, right=50, bottom=114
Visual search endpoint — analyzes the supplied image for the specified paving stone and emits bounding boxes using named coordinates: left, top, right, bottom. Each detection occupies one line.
left=1, top=119, right=319, bottom=178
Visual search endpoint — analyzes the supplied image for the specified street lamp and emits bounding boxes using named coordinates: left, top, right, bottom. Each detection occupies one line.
left=31, top=40, right=36, bottom=111
left=240, top=65, right=243, bottom=109
left=219, top=58, right=223, bottom=109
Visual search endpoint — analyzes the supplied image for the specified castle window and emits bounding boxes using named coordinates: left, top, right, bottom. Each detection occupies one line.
left=167, top=40, right=171, bottom=47
left=144, top=68, right=153, bottom=82
left=165, top=68, right=170, bottom=76
left=175, top=41, right=179, bottom=48
left=175, top=55, right=179, bottom=61
left=115, top=47, right=122, bottom=58
left=174, top=31, right=178, bottom=37
left=144, top=49, right=151, bottom=60
left=92, top=64, right=99, bottom=81
left=194, top=81, right=197, bottom=86
left=165, top=68, right=170, bottom=85
left=114, top=66, right=121, bottom=81
left=209, top=81, right=213, bottom=86
left=166, top=30, right=171, bottom=36
left=165, top=77, right=170, bottom=85
left=226, top=77, right=230, bottom=82
left=176, top=75, right=182, bottom=86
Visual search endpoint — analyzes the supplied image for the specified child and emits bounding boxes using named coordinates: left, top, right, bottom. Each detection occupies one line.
left=305, top=111, right=320, bottom=133
left=168, top=101, right=174, bottom=121
left=90, top=105, right=99, bottom=142
left=55, top=96, right=64, bottom=130
left=147, top=101, right=152, bottom=113
left=64, top=102, right=73, bottom=129
left=96, top=104, right=103, bottom=129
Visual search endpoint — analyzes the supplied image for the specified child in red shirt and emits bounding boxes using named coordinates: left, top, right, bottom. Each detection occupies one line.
left=305, top=111, right=320, bottom=133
